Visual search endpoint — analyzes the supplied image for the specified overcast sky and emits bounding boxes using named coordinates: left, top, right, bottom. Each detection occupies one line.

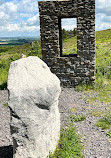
left=0, top=0, right=111, bottom=37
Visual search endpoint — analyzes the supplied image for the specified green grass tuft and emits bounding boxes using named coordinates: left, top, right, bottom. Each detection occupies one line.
left=63, top=36, right=77, bottom=55
left=3, top=102, right=8, bottom=107
left=49, top=124, right=84, bottom=158
left=90, top=110, right=105, bottom=117
left=69, top=107, right=77, bottom=112
left=70, top=115, right=86, bottom=122
left=106, top=130, right=111, bottom=138
left=96, top=114, right=111, bottom=129
left=75, top=83, right=94, bottom=92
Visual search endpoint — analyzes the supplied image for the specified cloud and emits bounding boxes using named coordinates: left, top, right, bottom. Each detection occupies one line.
left=0, top=11, right=10, bottom=23
left=62, top=18, right=76, bottom=30
left=0, top=1, right=18, bottom=27
left=96, top=22, right=111, bottom=31
left=0, top=22, right=40, bottom=32
left=63, top=25, right=76, bottom=30
left=96, top=1, right=111, bottom=17
left=0, top=0, right=5, bottom=5
left=0, top=0, right=111, bottom=37
left=0, top=1, right=18, bottom=15
left=6, top=2, right=18, bottom=13
left=0, top=0, right=40, bottom=36
left=6, top=24, right=19, bottom=31
left=27, top=14, right=39, bottom=26
left=18, top=0, right=38, bottom=13
left=96, top=0, right=111, bottom=31
left=97, top=14, right=111, bottom=23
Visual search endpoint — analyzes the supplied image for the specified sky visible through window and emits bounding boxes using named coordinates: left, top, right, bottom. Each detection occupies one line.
left=62, top=18, right=76, bottom=31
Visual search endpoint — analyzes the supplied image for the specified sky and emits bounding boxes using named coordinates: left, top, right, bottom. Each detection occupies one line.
left=0, top=0, right=111, bottom=37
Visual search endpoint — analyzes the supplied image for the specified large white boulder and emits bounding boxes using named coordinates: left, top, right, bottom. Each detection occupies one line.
left=8, top=56, right=61, bottom=158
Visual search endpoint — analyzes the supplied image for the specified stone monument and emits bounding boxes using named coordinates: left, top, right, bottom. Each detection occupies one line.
left=8, top=56, right=61, bottom=158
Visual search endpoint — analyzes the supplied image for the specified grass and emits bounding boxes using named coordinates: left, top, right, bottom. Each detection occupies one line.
left=0, top=29, right=111, bottom=156
left=61, top=29, right=111, bottom=106
left=0, top=41, right=41, bottom=89
left=1, top=29, right=111, bottom=92
left=75, top=83, right=94, bottom=92
left=96, top=30, right=111, bottom=81
left=65, top=29, right=111, bottom=132
left=90, top=110, right=105, bottom=117
left=75, top=78, right=111, bottom=104
left=69, top=107, right=77, bottom=112
left=0, top=46, right=14, bottom=53
left=70, top=115, right=86, bottom=122
left=74, top=29, right=111, bottom=104
left=3, top=102, right=8, bottom=107
left=96, top=112, right=111, bottom=129
left=63, top=36, right=77, bottom=55
left=49, top=124, right=84, bottom=158
left=106, top=130, right=111, bottom=138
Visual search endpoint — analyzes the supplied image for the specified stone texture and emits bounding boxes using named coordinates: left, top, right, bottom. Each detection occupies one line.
left=38, top=0, right=95, bottom=87
left=8, top=56, right=61, bottom=158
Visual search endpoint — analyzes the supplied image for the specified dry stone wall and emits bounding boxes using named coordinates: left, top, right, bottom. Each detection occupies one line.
left=38, top=0, right=95, bottom=87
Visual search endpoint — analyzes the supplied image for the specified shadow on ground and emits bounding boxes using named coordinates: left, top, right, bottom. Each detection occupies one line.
left=0, top=145, right=13, bottom=158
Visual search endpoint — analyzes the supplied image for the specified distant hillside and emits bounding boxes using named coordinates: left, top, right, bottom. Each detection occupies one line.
left=96, top=29, right=111, bottom=42
left=0, top=37, right=40, bottom=46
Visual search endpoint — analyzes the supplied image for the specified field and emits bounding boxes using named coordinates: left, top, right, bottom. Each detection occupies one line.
left=63, top=35, right=77, bottom=55
left=0, top=29, right=111, bottom=157
left=0, top=40, right=41, bottom=89
left=77, top=29, right=111, bottom=104
left=62, top=29, right=111, bottom=103
left=0, top=29, right=111, bottom=99
left=0, top=37, right=39, bottom=46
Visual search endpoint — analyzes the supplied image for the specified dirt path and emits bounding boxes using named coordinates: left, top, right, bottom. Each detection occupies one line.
left=59, top=88, right=111, bottom=158
left=0, top=89, right=111, bottom=158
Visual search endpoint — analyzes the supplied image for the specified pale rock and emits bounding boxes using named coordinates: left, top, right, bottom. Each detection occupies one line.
left=8, top=56, right=61, bottom=158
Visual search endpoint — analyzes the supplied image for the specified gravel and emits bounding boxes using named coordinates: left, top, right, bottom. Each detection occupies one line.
left=59, top=88, right=111, bottom=158
left=0, top=90, right=12, bottom=158
left=0, top=89, right=111, bottom=158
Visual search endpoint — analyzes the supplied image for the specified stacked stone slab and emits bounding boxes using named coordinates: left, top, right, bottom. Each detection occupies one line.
left=38, top=0, right=95, bottom=87
left=8, top=56, right=61, bottom=158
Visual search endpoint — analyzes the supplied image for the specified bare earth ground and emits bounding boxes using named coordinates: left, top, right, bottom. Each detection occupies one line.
left=0, top=89, right=111, bottom=158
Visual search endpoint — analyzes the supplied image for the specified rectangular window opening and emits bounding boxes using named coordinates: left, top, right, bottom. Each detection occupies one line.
left=59, top=17, right=77, bottom=57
